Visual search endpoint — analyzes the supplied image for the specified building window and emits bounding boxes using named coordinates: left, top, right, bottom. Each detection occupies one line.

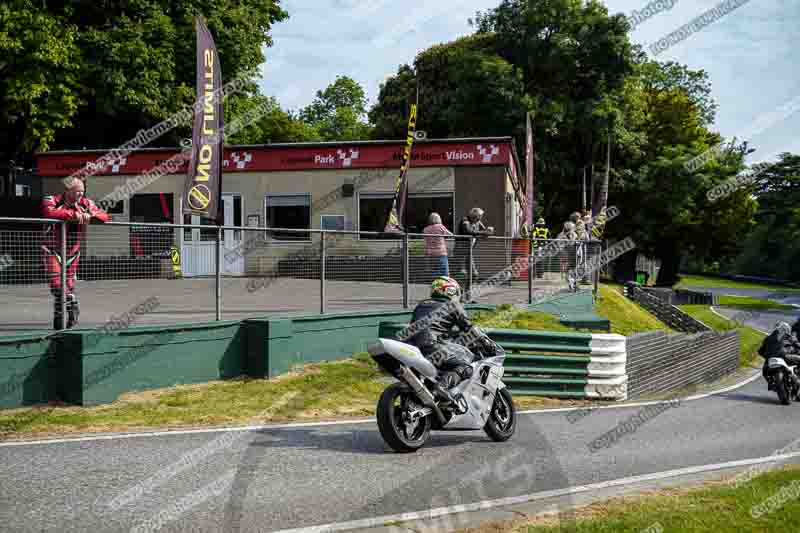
left=358, top=193, right=454, bottom=238
left=321, top=214, right=345, bottom=231
left=265, top=194, right=311, bottom=240
left=130, top=193, right=175, bottom=257
left=105, top=200, right=124, bottom=214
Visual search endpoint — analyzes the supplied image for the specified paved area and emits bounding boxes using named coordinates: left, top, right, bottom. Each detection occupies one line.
left=0, top=375, right=797, bottom=532
left=0, top=276, right=572, bottom=337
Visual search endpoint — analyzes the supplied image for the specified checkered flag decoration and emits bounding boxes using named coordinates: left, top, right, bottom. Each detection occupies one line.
left=109, top=158, right=127, bottom=173
left=337, top=148, right=360, bottom=167
left=226, top=152, right=253, bottom=169
left=477, top=144, right=499, bottom=163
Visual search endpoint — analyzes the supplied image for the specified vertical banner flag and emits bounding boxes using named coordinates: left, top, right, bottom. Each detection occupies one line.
left=183, top=17, right=223, bottom=221
left=525, top=111, right=534, bottom=227
left=384, top=102, right=418, bottom=233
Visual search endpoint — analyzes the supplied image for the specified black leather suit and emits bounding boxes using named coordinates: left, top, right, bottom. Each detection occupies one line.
left=405, top=297, right=479, bottom=389
left=760, top=329, right=800, bottom=384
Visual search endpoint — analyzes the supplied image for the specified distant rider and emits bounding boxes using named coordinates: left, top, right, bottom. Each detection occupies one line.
left=403, top=277, right=498, bottom=405
left=759, top=321, right=800, bottom=397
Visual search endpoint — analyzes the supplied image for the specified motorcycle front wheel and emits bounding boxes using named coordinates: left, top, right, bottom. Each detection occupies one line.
left=775, top=370, right=791, bottom=405
left=377, top=383, right=432, bottom=453
left=484, top=387, right=517, bottom=442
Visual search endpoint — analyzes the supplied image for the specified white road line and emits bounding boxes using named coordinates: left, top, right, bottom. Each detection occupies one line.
left=518, top=370, right=762, bottom=414
left=0, top=371, right=761, bottom=447
left=269, top=451, right=800, bottom=533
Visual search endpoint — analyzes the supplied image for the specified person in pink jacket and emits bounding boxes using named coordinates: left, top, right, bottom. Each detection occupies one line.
left=423, top=212, right=453, bottom=277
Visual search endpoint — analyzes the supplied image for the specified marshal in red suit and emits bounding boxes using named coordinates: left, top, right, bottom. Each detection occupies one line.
left=41, top=178, right=111, bottom=329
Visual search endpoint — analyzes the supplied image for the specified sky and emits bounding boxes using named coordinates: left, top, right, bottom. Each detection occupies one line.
left=258, top=0, right=800, bottom=163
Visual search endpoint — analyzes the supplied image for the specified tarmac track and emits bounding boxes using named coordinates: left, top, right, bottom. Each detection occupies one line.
left=0, top=373, right=798, bottom=532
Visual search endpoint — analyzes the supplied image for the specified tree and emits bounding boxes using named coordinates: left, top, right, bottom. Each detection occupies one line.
left=300, top=76, right=372, bottom=141
left=1, top=0, right=287, bottom=172
left=224, top=94, right=320, bottom=145
left=733, top=153, right=800, bottom=281
left=0, top=1, right=83, bottom=167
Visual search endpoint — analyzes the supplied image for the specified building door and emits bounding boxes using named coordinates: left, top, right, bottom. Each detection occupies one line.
left=180, top=194, right=243, bottom=276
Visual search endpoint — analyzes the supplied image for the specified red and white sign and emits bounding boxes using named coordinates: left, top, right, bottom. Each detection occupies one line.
left=36, top=141, right=513, bottom=177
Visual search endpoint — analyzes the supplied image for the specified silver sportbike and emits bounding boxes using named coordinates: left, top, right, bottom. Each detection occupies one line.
left=368, top=334, right=516, bottom=452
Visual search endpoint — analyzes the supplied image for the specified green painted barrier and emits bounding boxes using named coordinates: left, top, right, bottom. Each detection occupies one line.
left=0, top=333, right=59, bottom=409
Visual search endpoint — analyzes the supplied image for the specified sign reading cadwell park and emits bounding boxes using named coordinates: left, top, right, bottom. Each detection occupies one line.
left=183, top=17, right=223, bottom=221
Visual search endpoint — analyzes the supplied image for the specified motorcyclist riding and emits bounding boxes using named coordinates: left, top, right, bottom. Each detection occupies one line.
left=403, top=276, right=495, bottom=406
left=760, top=321, right=800, bottom=397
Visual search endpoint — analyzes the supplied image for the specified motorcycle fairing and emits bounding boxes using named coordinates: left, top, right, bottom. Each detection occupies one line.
left=444, top=356, right=506, bottom=430
left=369, top=338, right=438, bottom=380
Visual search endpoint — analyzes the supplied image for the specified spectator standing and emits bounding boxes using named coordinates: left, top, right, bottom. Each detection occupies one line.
left=454, top=207, right=494, bottom=280
left=423, top=212, right=453, bottom=277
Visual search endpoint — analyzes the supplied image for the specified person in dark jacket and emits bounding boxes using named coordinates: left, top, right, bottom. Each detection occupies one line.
left=403, top=277, right=485, bottom=403
left=454, top=207, right=494, bottom=281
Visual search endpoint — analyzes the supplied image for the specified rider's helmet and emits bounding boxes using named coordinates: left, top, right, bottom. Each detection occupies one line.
left=430, top=276, right=461, bottom=301
left=776, top=322, right=792, bottom=337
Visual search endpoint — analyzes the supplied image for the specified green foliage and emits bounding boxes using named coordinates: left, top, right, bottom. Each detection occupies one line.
left=731, top=153, right=800, bottom=282
left=1, top=0, right=288, bottom=164
left=300, top=76, right=372, bottom=141
left=0, top=1, right=83, bottom=158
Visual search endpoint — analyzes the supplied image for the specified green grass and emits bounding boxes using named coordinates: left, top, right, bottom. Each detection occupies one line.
left=676, top=274, right=800, bottom=292
left=0, top=354, right=388, bottom=437
left=595, top=285, right=671, bottom=336
left=498, top=466, right=800, bottom=533
left=472, top=285, right=671, bottom=336
left=717, top=295, right=795, bottom=312
left=679, top=305, right=765, bottom=368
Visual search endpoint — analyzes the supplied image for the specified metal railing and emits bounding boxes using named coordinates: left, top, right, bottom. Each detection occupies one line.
left=0, top=217, right=602, bottom=336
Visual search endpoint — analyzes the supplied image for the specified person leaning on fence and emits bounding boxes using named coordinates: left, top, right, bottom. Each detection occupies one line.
left=423, top=212, right=453, bottom=278
left=41, top=177, right=111, bottom=330
left=454, top=207, right=494, bottom=282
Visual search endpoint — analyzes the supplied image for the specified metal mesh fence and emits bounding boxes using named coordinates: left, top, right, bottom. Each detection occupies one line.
left=0, top=217, right=605, bottom=336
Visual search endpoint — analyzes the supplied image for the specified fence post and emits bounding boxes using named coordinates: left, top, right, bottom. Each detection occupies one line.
left=320, top=233, right=326, bottom=314
left=467, top=237, right=474, bottom=301
left=215, top=226, right=222, bottom=321
left=528, top=239, right=533, bottom=305
left=59, top=221, right=67, bottom=330
left=402, top=233, right=409, bottom=309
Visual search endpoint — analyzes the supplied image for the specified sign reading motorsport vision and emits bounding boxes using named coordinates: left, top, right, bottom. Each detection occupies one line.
left=183, top=17, right=223, bottom=221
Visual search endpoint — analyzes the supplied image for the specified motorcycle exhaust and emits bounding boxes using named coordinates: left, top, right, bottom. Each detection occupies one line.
left=399, top=366, right=448, bottom=426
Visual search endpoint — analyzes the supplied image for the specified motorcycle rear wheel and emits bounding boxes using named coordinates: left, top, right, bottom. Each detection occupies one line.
left=377, top=383, right=432, bottom=453
left=775, top=370, right=791, bottom=405
left=484, top=388, right=517, bottom=442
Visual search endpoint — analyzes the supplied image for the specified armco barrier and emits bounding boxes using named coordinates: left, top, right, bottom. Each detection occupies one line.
left=378, top=322, right=627, bottom=400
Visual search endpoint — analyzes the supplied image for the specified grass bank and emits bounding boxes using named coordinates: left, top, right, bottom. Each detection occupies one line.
left=676, top=274, right=800, bottom=292
left=458, top=465, right=800, bottom=533
left=717, top=295, right=795, bottom=312
left=473, top=285, right=670, bottom=337
left=679, top=304, right=765, bottom=368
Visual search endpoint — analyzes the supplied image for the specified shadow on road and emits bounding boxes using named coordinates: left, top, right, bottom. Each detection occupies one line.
left=718, top=392, right=779, bottom=406
left=244, top=426, right=492, bottom=455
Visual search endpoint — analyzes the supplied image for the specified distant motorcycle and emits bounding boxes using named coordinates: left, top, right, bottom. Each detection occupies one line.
left=368, top=334, right=516, bottom=452
left=765, top=357, right=800, bottom=405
